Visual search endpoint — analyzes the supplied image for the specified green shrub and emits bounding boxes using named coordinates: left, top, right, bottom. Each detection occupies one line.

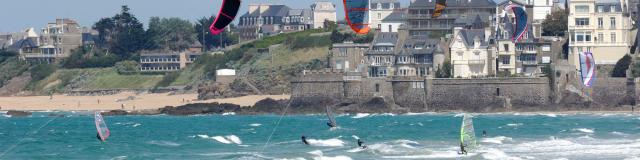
left=155, top=71, right=180, bottom=88
left=114, top=60, right=140, bottom=74
left=611, top=54, right=631, bottom=77
left=30, top=64, right=57, bottom=82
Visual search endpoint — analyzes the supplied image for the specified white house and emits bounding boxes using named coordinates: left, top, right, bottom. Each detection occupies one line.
left=450, top=27, right=492, bottom=78
left=369, top=0, right=401, bottom=29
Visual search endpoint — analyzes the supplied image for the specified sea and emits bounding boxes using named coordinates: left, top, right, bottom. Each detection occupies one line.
left=1, top=111, right=640, bottom=160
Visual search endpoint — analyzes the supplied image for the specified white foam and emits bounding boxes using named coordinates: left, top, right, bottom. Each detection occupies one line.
left=482, top=136, right=513, bottom=144
left=212, top=136, right=232, bottom=144
left=132, top=123, right=141, bottom=127
left=351, top=113, right=370, bottom=119
left=225, top=135, right=242, bottom=144
left=351, top=135, right=360, bottom=140
left=307, top=150, right=352, bottom=160
left=574, top=128, right=594, bottom=133
left=147, top=140, right=181, bottom=147
left=506, top=123, right=523, bottom=127
left=249, top=123, right=262, bottom=127
left=612, top=131, right=630, bottom=136
left=307, top=138, right=345, bottom=147
left=540, top=113, right=557, bottom=117
left=222, top=112, right=235, bottom=116
left=480, top=148, right=522, bottom=160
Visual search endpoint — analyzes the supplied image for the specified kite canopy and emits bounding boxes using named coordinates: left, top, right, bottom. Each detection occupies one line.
left=503, top=4, right=528, bottom=42
left=432, top=0, right=447, bottom=18
left=210, top=0, right=241, bottom=35
left=95, top=112, right=110, bottom=141
left=343, top=0, right=371, bottom=34
left=579, top=52, right=596, bottom=87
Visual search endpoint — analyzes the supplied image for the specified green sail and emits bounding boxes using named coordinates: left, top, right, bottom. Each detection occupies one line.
left=460, top=113, right=477, bottom=152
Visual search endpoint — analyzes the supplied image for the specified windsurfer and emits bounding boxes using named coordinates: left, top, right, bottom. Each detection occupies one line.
left=327, top=122, right=336, bottom=128
left=301, top=135, right=310, bottom=145
left=96, top=133, right=102, bottom=141
left=357, top=139, right=367, bottom=149
left=459, top=142, right=467, bottom=155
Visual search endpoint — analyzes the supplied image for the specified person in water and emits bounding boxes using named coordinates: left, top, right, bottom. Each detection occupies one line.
left=458, top=142, right=467, bottom=155
left=301, top=135, right=310, bottom=145
left=96, top=133, right=102, bottom=141
left=482, top=130, right=487, bottom=137
left=357, top=139, right=367, bottom=149
left=326, top=122, right=336, bottom=128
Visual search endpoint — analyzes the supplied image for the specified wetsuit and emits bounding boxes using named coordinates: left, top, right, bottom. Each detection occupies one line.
left=327, top=122, right=335, bottom=128
left=459, top=143, right=467, bottom=155
left=96, top=133, right=102, bottom=141
left=357, top=139, right=367, bottom=149
left=301, top=136, right=309, bottom=145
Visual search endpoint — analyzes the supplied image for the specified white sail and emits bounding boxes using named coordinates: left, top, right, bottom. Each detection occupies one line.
left=95, top=112, right=110, bottom=141
left=460, top=113, right=477, bottom=152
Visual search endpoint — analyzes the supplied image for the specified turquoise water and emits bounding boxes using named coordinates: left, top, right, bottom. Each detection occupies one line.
left=1, top=112, right=640, bottom=160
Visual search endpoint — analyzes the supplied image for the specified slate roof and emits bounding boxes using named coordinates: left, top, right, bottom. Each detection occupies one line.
left=458, top=29, right=488, bottom=47
left=410, top=0, right=496, bottom=8
left=382, top=11, right=406, bottom=22
left=373, top=32, right=399, bottom=46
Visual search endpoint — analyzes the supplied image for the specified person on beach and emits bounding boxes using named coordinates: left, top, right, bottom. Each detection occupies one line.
left=301, top=135, right=310, bottom=145
left=357, top=139, right=367, bottom=149
left=458, top=142, right=467, bottom=155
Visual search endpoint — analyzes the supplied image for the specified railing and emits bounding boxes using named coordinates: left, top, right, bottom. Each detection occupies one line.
left=23, top=53, right=59, bottom=58
left=522, top=61, right=538, bottom=65
left=139, top=58, right=180, bottom=63
left=140, top=67, right=180, bottom=72
left=468, top=60, right=485, bottom=65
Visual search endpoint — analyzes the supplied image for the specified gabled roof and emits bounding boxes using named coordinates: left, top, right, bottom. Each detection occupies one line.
left=10, top=38, right=37, bottom=50
left=410, top=0, right=496, bottom=8
left=373, top=32, right=399, bottom=46
left=456, top=29, right=488, bottom=48
left=241, top=5, right=291, bottom=18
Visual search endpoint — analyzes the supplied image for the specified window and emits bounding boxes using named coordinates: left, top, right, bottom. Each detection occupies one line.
left=375, top=84, right=380, bottom=92
left=378, top=13, right=382, bottom=19
left=575, top=32, right=592, bottom=42
left=597, top=6, right=604, bottom=12
left=611, top=32, right=616, bottom=42
left=575, top=5, right=589, bottom=13
left=598, top=33, right=604, bottom=43
left=598, top=18, right=603, bottom=28
left=389, top=25, right=392, bottom=32
left=610, top=17, right=616, bottom=29
left=575, top=18, right=589, bottom=26
left=412, top=82, right=424, bottom=89
left=501, top=56, right=511, bottom=64
left=503, top=44, right=509, bottom=51
left=520, top=54, right=536, bottom=62
left=611, top=5, right=616, bottom=12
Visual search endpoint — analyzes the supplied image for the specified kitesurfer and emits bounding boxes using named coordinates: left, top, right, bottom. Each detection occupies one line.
left=357, top=139, right=367, bottom=149
left=301, top=135, right=310, bottom=145
left=458, top=142, right=467, bottom=155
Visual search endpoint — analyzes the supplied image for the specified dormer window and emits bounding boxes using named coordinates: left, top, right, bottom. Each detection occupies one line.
left=377, top=3, right=382, bottom=9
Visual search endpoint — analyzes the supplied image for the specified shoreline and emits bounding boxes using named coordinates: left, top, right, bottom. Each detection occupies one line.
left=0, top=92, right=289, bottom=111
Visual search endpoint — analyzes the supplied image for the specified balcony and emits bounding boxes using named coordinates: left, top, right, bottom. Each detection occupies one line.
left=521, top=61, right=538, bottom=65
left=452, top=59, right=485, bottom=65
left=23, top=53, right=60, bottom=58
left=468, top=59, right=485, bottom=65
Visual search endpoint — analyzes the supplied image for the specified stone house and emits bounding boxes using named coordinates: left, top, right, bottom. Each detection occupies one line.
left=450, top=27, right=492, bottom=78
left=331, top=42, right=370, bottom=72
left=311, top=1, right=337, bottom=29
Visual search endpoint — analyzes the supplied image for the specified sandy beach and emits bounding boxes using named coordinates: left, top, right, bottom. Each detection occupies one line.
left=0, top=92, right=289, bottom=111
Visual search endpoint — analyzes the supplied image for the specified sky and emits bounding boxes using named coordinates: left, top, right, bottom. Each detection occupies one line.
left=0, top=0, right=411, bottom=33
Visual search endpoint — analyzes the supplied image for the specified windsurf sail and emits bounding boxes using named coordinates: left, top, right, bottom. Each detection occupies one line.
left=579, top=52, right=596, bottom=87
left=210, top=0, right=241, bottom=35
left=326, top=106, right=337, bottom=127
left=503, top=4, right=528, bottom=42
left=432, top=0, right=447, bottom=18
left=95, top=112, right=110, bottom=141
left=343, top=0, right=370, bottom=34
left=460, top=113, right=477, bottom=152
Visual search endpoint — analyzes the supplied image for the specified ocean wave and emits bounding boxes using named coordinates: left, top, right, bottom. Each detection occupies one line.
left=147, top=140, right=181, bottom=147
left=366, top=140, right=423, bottom=155
left=132, top=123, right=141, bottom=127
left=225, top=135, right=242, bottom=144
left=573, top=128, right=594, bottom=133
left=381, top=150, right=472, bottom=159
left=480, top=148, right=522, bottom=160
left=196, top=134, right=242, bottom=145
left=212, top=136, right=232, bottom=144
left=351, top=113, right=370, bottom=119
left=611, top=131, right=630, bottom=136
left=482, top=136, right=513, bottom=144
left=222, top=112, right=235, bottom=116
left=506, top=123, right=523, bottom=127
left=308, top=150, right=352, bottom=160
left=307, top=138, right=345, bottom=147
left=249, top=123, right=262, bottom=127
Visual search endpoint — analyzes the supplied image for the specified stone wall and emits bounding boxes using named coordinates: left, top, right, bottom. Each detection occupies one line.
left=591, top=77, right=633, bottom=107
left=426, top=78, right=550, bottom=111
left=391, top=77, right=427, bottom=112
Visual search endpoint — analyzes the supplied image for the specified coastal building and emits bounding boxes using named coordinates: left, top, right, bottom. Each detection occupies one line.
left=515, top=36, right=553, bottom=76
left=37, top=18, right=83, bottom=60
left=237, top=4, right=314, bottom=41
left=568, top=0, right=632, bottom=68
left=331, top=42, right=370, bottom=72
left=139, top=52, right=202, bottom=72
left=366, top=32, right=399, bottom=77
left=406, top=0, right=496, bottom=36
left=216, top=69, right=237, bottom=85
left=380, top=10, right=406, bottom=33
left=450, top=27, right=492, bottom=78
left=369, top=0, right=402, bottom=30
left=311, top=1, right=337, bottom=29
left=397, top=33, right=442, bottom=77
left=495, top=1, right=535, bottom=75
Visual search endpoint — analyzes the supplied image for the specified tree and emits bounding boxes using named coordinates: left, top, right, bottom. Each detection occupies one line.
left=93, top=5, right=150, bottom=58
left=330, top=29, right=343, bottom=43
left=542, top=9, right=568, bottom=36
left=435, top=61, right=452, bottom=78
left=147, top=17, right=197, bottom=51
left=612, top=54, right=632, bottom=77
left=194, top=16, right=239, bottom=51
